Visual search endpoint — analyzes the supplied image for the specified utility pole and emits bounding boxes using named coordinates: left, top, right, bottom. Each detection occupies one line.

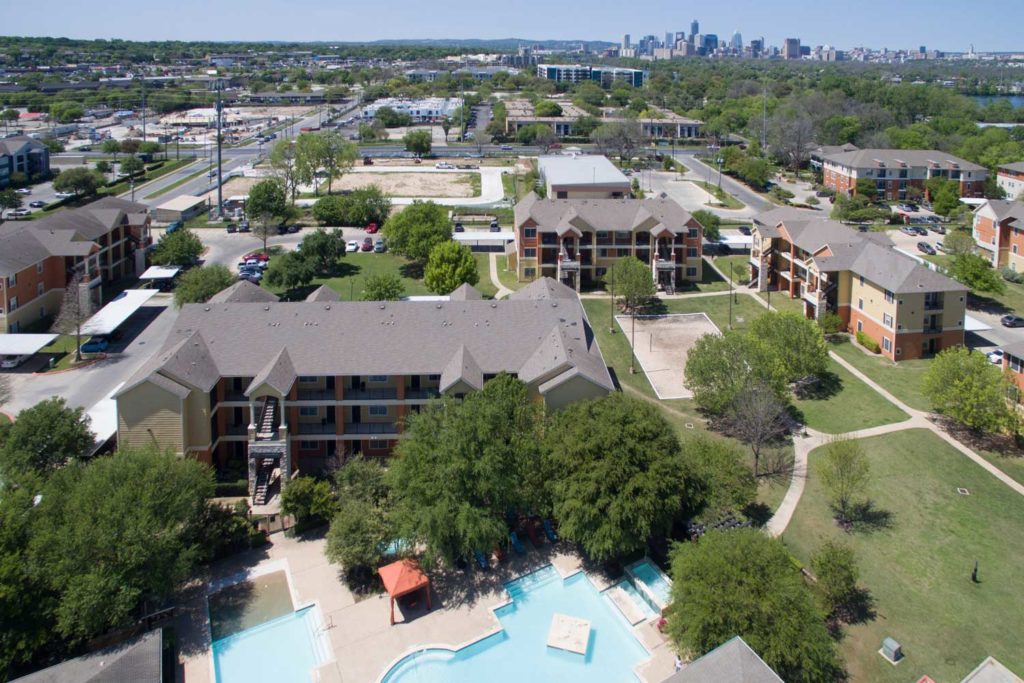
left=216, top=80, right=224, bottom=218
left=141, top=78, right=147, bottom=142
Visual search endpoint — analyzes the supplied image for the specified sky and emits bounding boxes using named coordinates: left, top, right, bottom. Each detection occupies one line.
left=5, top=0, right=1024, bottom=53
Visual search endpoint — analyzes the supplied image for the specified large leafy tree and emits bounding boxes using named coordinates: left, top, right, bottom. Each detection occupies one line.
left=269, top=139, right=300, bottom=203
left=279, top=477, right=336, bottom=526
left=151, top=227, right=203, bottom=266
left=685, top=330, right=786, bottom=414
left=326, top=457, right=392, bottom=581
left=361, top=273, right=405, bottom=301
left=28, top=448, right=213, bottom=643
left=923, top=346, right=1017, bottom=433
left=748, top=312, right=829, bottom=382
left=264, top=251, right=317, bottom=292
left=321, top=131, right=358, bottom=195
left=0, top=188, right=23, bottom=212
left=0, top=397, right=92, bottom=482
left=388, top=375, right=543, bottom=566
left=543, top=393, right=693, bottom=561
left=667, top=529, right=840, bottom=683
left=679, top=437, right=756, bottom=521
left=810, top=540, right=861, bottom=620
left=173, top=264, right=234, bottom=307
left=403, top=129, right=432, bottom=158
left=298, top=228, right=346, bottom=274
left=690, top=209, right=721, bottom=242
left=590, top=121, right=643, bottom=163
left=293, top=132, right=328, bottom=197
left=247, top=178, right=288, bottom=253
left=382, top=201, right=451, bottom=262
left=949, top=253, right=1006, bottom=295
left=606, top=256, right=656, bottom=372
left=52, top=167, right=102, bottom=197
left=424, top=241, right=478, bottom=294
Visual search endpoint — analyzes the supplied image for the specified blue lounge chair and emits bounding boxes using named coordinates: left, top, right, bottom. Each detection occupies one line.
left=474, top=550, right=489, bottom=570
left=543, top=519, right=559, bottom=543
left=510, top=531, right=526, bottom=554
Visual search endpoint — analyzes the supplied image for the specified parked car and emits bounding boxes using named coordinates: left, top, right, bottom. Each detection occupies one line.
left=366, top=222, right=379, bottom=234
left=987, top=349, right=1005, bottom=365
left=361, top=237, right=373, bottom=252
left=900, top=226, right=917, bottom=236
left=912, top=226, right=928, bottom=236
left=935, top=241, right=945, bottom=252
left=6, top=208, right=30, bottom=218
left=165, top=221, right=182, bottom=234
left=55, top=191, right=74, bottom=199
left=373, top=239, right=387, bottom=253
left=0, top=354, right=30, bottom=369
left=930, top=225, right=946, bottom=235
left=489, top=220, right=500, bottom=230
left=916, top=241, right=936, bottom=255
left=435, top=162, right=454, bottom=169
left=346, top=240, right=359, bottom=252
left=237, top=268, right=262, bottom=282
left=80, top=337, right=109, bottom=354
left=896, top=203, right=918, bottom=213
left=226, top=223, right=237, bottom=233
left=14, top=188, right=31, bottom=195
left=1001, top=314, right=1024, bottom=328
left=28, top=200, right=46, bottom=208
left=243, top=252, right=270, bottom=262
left=239, top=220, right=251, bottom=232
left=738, top=226, right=752, bottom=236
left=454, top=222, right=465, bottom=233
left=500, top=145, right=512, bottom=151
left=363, top=156, right=374, bottom=165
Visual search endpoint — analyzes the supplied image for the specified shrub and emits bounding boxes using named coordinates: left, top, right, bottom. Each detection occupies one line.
left=817, top=311, right=845, bottom=336
left=806, top=196, right=820, bottom=206
left=855, top=330, right=881, bottom=353
left=214, top=480, right=250, bottom=497
left=1001, top=266, right=1023, bottom=284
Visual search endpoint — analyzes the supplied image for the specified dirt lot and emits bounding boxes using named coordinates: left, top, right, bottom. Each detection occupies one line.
left=331, top=172, right=478, bottom=198
left=615, top=313, right=721, bottom=399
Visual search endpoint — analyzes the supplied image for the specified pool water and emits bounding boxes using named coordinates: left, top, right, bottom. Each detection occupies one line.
left=213, top=606, right=330, bottom=683
left=208, top=570, right=293, bottom=641
left=381, top=566, right=650, bottom=683
left=626, top=559, right=672, bottom=609
left=613, top=579, right=658, bottom=620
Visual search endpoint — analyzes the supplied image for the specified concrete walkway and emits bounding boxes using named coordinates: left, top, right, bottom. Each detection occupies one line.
left=488, top=252, right=513, bottom=299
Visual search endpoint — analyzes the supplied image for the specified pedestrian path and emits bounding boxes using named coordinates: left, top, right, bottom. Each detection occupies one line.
left=489, top=252, right=513, bottom=299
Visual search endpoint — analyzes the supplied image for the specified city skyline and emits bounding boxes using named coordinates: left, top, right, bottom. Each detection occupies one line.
left=4, top=0, right=1024, bottom=52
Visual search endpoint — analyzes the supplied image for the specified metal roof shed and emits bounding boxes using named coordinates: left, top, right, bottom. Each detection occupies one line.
left=81, top=289, right=159, bottom=336
left=0, top=333, right=58, bottom=355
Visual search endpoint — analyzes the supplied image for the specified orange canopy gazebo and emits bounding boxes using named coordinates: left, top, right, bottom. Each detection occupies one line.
left=379, top=558, right=432, bottom=625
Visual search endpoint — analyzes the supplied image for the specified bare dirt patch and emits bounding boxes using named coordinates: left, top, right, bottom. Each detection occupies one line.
left=615, top=313, right=721, bottom=399
left=333, top=172, right=478, bottom=198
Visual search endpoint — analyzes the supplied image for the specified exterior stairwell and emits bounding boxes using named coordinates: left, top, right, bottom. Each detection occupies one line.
left=257, top=396, right=278, bottom=440
left=253, top=458, right=275, bottom=505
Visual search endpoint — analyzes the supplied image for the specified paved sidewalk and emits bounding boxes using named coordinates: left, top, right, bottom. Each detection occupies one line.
left=488, top=252, right=513, bottom=299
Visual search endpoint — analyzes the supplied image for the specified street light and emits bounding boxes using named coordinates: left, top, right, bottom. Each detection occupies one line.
left=130, top=177, right=135, bottom=202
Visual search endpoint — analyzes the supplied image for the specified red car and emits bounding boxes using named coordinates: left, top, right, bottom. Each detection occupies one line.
left=243, top=252, right=270, bottom=262
left=361, top=237, right=373, bottom=252
left=365, top=222, right=379, bottom=234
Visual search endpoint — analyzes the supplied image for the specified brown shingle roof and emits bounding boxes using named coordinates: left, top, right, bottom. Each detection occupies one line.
left=514, top=193, right=696, bottom=236
left=208, top=280, right=280, bottom=304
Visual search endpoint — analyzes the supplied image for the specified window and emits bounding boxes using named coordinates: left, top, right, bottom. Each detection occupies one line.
left=524, top=227, right=537, bottom=238
left=859, top=275, right=864, bottom=286
left=8, top=297, right=16, bottom=312
left=883, top=313, right=893, bottom=328
left=427, top=374, right=440, bottom=381
left=36, top=263, right=43, bottom=274
left=299, top=406, right=319, bottom=417
left=36, top=283, right=44, bottom=297
left=369, top=439, right=387, bottom=450
left=896, top=347, right=902, bottom=356
left=1014, top=245, right=1019, bottom=255
left=368, top=375, right=387, bottom=382
left=857, top=320, right=863, bottom=332
left=524, top=268, right=536, bottom=277
left=883, top=337, right=891, bottom=352
left=300, top=440, right=319, bottom=449
left=687, top=247, right=698, bottom=257
left=298, top=376, right=318, bottom=384
left=686, top=267, right=698, bottom=277
left=524, top=248, right=536, bottom=258
left=884, top=289, right=894, bottom=303
left=687, top=228, right=699, bottom=238
left=1010, top=354, right=1024, bottom=373
left=857, top=298, right=863, bottom=310
left=6, top=274, right=14, bottom=287
left=368, top=405, right=388, bottom=417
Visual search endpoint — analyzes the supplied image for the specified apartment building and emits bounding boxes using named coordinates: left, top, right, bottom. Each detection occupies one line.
left=996, top=162, right=1024, bottom=200
left=972, top=199, right=1024, bottom=270
left=0, top=136, right=50, bottom=187
left=821, top=149, right=986, bottom=201
left=0, top=197, right=150, bottom=332
left=535, top=65, right=647, bottom=88
left=513, top=193, right=704, bottom=292
left=750, top=207, right=967, bottom=361
left=114, top=279, right=613, bottom=501
left=361, top=97, right=462, bottom=123
left=537, top=154, right=630, bottom=199
left=1000, top=341, right=1024, bottom=395
left=504, top=100, right=701, bottom=140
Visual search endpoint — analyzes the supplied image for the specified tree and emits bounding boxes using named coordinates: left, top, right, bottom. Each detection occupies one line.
left=374, top=106, right=412, bottom=128
left=264, top=251, right=317, bottom=291
left=591, top=121, right=643, bottom=164
left=532, top=125, right=557, bottom=153
left=51, top=271, right=94, bottom=362
left=119, top=139, right=140, bottom=156
left=544, top=393, right=692, bottom=561
left=100, top=138, right=121, bottom=164
left=768, top=106, right=815, bottom=174
left=0, top=397, right=92, bottom=481
left=119, top=155, right=144, bottom=176
left=347, top=185, right=392, bottom=226
left=723, top=380, right=791, bottom=477
left=52, top=167, right=102, bottom=197
left=389, top=375, right=543, bottom=566
left=403, top=129, right=432, bottom=158
left=667, top=529, right=839, bottom=683
left=247, top=179, right=287, bottom=253
left=299, top=228, right=346, bottom=273
left=294, top=132, right=328, bottom=197
left=949, top=252, right=1006, bottom=294
left=0, top=108, right=19, bottom=135
left=382, top=201, right=451, bottom=262
left=322, top=131, right=358, bottom=195
left=680, top=437, right=757, bottom=520
left=606, top=256, right=655, bottom=372
left=95, top=160, right=111, bottom=176
left=854, top=177, right=878, bottom=199
left=280, top=476, right=336, bottom=526
left=151, top=227, right=203, bottom=266
left=362, top=273, right=405, bottom=301
left=943, top=229, right=975, bottom=257
left=923, top=346, right=1017, bottom=433
left=173, top=264, right=234, bottom=307
left=691, top=209, right=721, bottom=242
left=326, top=497, right=390, bottom=578
left=440, top=117, right=452, bottom=142
left=534, top=100, right=563, bottom=117
left=43, top=138, right=65, bottom=154
left=312, top=195, right=346, bottom=226
left=818, top=437, right=871, bottom=524
left=0, top=188, right=23, bottom=212
left=930, top=177, right=961, bottom=216
left=269, top=139, right=300, bottom=203
left=424, top=241, right=478, bottom=294
left=810, top=540, right=861, bottom=619
left=28, top=447, right=213, bottom=643
left=49, top=101, right=83, bottom=123
left=748, top=311, right=829, bottom=382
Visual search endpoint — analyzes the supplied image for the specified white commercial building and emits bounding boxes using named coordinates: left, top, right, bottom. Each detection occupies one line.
left=362, top=97, right=463, bottom=123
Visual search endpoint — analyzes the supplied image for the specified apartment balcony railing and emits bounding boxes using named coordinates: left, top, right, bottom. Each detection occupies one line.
left=924, top=300, right=943, bottom=311
left=923, top=325, right=942, bottom=334
left=224, top=424, right=249, bottom=436
left=295, top=422, right=338, bottom=435
left=344, top=422, right=399, bottom=435
left=296, top=389, right=334, bottom=401
left=344, top=388, right=398, bottom=401
left=405, top=388, right=441, bottom=400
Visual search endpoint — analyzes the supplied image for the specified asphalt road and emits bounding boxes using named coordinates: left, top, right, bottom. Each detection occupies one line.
left=674, top=151, right=773, bottom=213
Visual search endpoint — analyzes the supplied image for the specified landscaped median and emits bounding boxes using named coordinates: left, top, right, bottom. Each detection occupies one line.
left=783, top=429, right=1024, bottom=683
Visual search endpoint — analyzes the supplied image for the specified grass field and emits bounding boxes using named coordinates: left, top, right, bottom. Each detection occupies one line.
left=711, top=255, right=750, bottom=284
left=688, top=259, right=732, bottom=293
left=828, top=337, right=932, bottom=411
left=793, top=358, right=909, bottom=433
left=495, top=255, right=522, bottom=292
left=264, top=252, right=431, bottom=301
left=784, top=429, right=1024, bottom=683
left=690, top=179, right=745, bottom=209
left=471, top=253, right=498, bottom=298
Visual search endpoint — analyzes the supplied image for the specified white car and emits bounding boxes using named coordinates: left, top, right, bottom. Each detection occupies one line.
left=55, top=191, right=75, bottom=199
left=346, top=240, right=359, bottom=252
left=14, top=188, right=31, bottom=195
left=434, top=162, right=454, bottom=169
left=988, top=349, right=1004, bottom=365
left=0, top=354, right=29, bottom=369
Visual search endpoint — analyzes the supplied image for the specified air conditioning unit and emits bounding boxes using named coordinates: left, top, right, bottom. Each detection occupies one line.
left=880, top=637, right=903, bottom=664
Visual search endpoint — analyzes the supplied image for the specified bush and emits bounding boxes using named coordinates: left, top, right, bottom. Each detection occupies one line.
left=855, top=330, right=880, bottom=353
left=769, top=186, right=795, bottom=202
left=1001, top=266, right=1023, bottom=284
left=214, top=480, right=249, bottom=497
left=806, top=196, right=820, bottom=206
left=817, top=311, right=845, bottom=336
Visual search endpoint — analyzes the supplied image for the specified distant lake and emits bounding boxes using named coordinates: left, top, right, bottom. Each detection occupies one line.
left=973, top=95, right=1024, bottom=109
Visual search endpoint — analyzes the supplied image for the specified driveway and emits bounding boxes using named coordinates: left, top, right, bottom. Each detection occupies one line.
left=676, top=152, right=772, bottom=215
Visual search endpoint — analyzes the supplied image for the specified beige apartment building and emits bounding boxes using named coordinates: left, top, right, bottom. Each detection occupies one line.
left=115, top=279, right=613, bottom=504
left=513, top=193, right=704, bottom=293
left=750, top=208, right=967, bottom=361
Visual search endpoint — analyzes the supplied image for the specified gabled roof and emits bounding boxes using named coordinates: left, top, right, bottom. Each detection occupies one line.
left=449, top=283, right=482, bottom=301
left=999, top=161, right=1024, bottom=174
left=158, top=332, right=221, bottom=393
left=246, top=347, right=296, bottom=397
left=661, top=636, right=782, bottom=683
left=0, top=136, right=48, bottom=156
left=11, top=629, right=163, bottom=683
left=208, top=280, right=280, bottom=304
left=980, top=199, right=1024, bottom=228
left=440, top=344, right=483, bottom=392
left=304, top=285, right=340, bottom=302
left=821, top=148, right=985, bottom=172
left=514, top=193, right=697, bottom=236
left=30, top=197, right=149, bottom=242
left=509, top=277, right=579, bottom=301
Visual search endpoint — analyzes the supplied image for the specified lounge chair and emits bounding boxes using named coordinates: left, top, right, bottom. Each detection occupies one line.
left=510, top=531, right=526, bottom=554
left=474, top=550, right=490, bottom=570
left=526, top=521, right=543, bottom=548
left=543, top=519, right=559, bottom=543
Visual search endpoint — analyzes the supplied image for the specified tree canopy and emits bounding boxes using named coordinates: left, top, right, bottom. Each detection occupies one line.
left=382, top=201, right=451, bottom=262
left=923, top=346, right=1018, bottom=433
left=151, top=227, right=203, bottom=266
left=606, top=256, right=655, bottom=313
left=173, top=264, right=234, bottom=307
left=52, top=167, right=102, bottom=197
left=424, top=240, right=478, bottom=294
left=361, top=273, right=405, bottom=301
left=403, top=129, right=432, bottom=157
left=0, top=397, right=92, bottom=482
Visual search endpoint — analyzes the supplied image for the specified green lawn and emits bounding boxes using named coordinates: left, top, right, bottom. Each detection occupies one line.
left=711, top=255, right=751, bottom=284
left=264, top=252, right=431, bottom=301
left=784, top=429, right=1024, bottom=683
left=660, top=293, right=769, bottom=333
left=687, top=258, right=732, bottom=293
left=971, top=279, right=1024, bottom=317
left=758, top=291, right=805, bottom=315
left=828, top=337, right=932, bottom=411
left=793, top=358, right=909, bottom=434
left=472, top=253, right=498, bottom=298
left=689, top=180, right=745, bottom=209
left=972, top=443, right=1024, bottom=487
left=495, top=255, right=522, bottom=292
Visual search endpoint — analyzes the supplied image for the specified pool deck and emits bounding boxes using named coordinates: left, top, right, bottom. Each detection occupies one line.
left=174, top=531, right=679, bottom=683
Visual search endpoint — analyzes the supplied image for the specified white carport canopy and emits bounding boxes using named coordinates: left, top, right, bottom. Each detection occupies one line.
left=81, top=289, right=159, bottom=336
left=0, top=333, right=58, bottom=355
left=139, top=265, right=182, bottom=280
left=85, top=383, right=120, bottom=456
left=965, top=315, right=992, bottom=332
left=453, top=231, right=516, bottom=243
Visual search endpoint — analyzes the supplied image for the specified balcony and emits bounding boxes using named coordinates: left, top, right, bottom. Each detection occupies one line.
left=405, top=388, right=440, bottom=400
left=800, top=282, right=819, bottom=305
left=296, top=388, right=334, bottom=401
left=295, top=422, right=338, bottom=435
left=224, top=423, right=249, bottom=436
left=924, top=299, right=944, bottom=311
left=344, top=388, right=398, bottom=401
left=344, top=422, right=399, bottom=435
left=558, top=251, right=579, bottom=271
left=654, top=254, right=675, bottom=270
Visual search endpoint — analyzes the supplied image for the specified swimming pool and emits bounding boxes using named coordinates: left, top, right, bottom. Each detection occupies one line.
left=213, top=606, right=330, bottom=683
left=380, top=566, right=650, bottom=683
left=626, top=558, right=672, bottom=610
